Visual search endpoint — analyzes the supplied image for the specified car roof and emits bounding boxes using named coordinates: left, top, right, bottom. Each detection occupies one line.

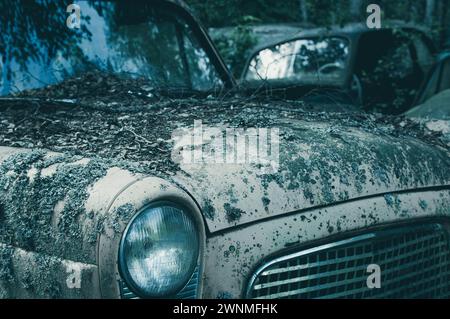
left=250, top=20, right=431, bottom=53
left=295, top=20, right=428, bottom=36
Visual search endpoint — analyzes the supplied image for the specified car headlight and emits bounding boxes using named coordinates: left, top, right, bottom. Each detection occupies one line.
left=119, top=202, right=200, bottom=298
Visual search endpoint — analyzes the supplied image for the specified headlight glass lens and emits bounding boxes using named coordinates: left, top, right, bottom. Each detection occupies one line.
left=120, top=203, right=199, bottom=297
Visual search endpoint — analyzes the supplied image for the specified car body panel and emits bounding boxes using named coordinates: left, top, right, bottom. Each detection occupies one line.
left=2, top=145, right=447, bottom=298
left=171, top=115, right=450, bottom=232
left=202, top=189, right=450, bottom=298
left=0, top=148, right=208, bottom=298
left=0, top=243, right=100, bottom=299
left=0, top=148, right=140, bottom=264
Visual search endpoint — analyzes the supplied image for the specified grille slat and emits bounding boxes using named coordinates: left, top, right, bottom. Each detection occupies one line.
left=261, top=252, right=374, bottom=276
left=255, top=264, right=369, bottom=290
left=254, top=276, right=367, bottom=299
left=247, top=223, right=450, bottom=299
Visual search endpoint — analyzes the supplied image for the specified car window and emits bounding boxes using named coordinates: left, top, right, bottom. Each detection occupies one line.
left=0, top=1, right=223, bottom=96
left=357, top=31, right=415, bottom=79
left=376, top=36, right=413, bottom=78
left=356, top=30, right=420, bottom=113
left=245, top=37, right=350, bottom=86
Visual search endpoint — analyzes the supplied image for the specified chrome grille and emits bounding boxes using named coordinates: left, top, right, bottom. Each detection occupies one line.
left=246, top=223, right=450, bottom=299
left=120, top=266, right=200, bottom=299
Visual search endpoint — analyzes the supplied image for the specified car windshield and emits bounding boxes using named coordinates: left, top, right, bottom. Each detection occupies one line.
left=245, top=36, right=350, bottom=86
left=0, top=0, right=223, bottom=96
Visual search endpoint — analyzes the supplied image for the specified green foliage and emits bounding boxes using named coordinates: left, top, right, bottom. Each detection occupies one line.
left=186, top=0, right=300, bottom=27
left=213, top=22, right=258, bottom=77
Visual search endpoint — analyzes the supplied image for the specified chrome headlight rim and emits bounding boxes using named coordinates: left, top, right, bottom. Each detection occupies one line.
left=118, top=200, right=200, bottom=299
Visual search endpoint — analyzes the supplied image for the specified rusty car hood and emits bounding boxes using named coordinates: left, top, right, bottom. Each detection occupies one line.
left=171, top=113, right=450, bottom=232
left=1, top=69, right=450, bottom=233
left=1, top=90, right=449, bottom=233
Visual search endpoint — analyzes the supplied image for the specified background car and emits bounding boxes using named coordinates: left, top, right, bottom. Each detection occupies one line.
left=240, top=22, right=436, bottom=114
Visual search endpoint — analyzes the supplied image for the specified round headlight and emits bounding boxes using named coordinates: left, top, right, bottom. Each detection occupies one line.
left=119, top=202, right=199, bottom=298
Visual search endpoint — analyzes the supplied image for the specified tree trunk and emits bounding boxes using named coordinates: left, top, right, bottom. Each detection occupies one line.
left=425, top=0, right=435, bottom=26
left=440, top=0, right=450, bottom=48
left=350, top=0, right=363, bottom=20
left=299, top=0, right=308, bottom=24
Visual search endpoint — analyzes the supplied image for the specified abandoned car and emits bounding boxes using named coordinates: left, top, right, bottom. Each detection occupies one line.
left=0, top=0, right=450, bottom=299
left=241, top=22, right=436, bottom=114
